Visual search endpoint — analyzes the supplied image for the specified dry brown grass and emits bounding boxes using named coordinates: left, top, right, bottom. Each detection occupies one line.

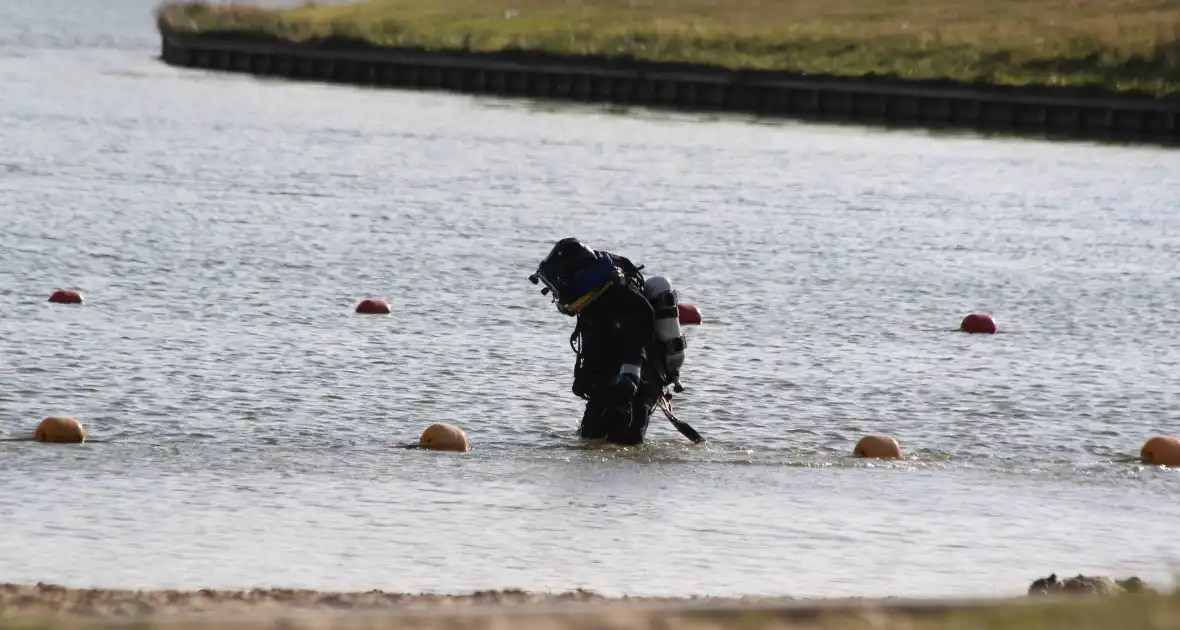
left=2, top=592, right=1180, bottom=630
left=0, top=580, right=1175, bottom=627
left=2, top=580, right=1179, bottom=630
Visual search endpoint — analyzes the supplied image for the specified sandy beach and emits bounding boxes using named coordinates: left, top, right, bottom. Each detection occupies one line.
left=2, top=580, right=1175, bottom=630
left=0, top=582, right=738, bottom=620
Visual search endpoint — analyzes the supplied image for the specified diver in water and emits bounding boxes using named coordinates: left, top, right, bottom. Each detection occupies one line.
left=529, top=237, right=688, bottom=445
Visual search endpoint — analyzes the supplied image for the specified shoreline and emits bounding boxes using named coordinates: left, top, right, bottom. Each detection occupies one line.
left=1, top=581, right=1174, bottom=629
left=153, top=13, right=1180, bottom=147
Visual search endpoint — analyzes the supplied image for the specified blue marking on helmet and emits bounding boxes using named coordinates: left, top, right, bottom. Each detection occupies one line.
left=571, top=252, right=617, bottom=297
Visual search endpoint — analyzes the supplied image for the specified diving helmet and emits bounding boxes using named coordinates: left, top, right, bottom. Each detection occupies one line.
left=529, top=237, right=620, bottom=315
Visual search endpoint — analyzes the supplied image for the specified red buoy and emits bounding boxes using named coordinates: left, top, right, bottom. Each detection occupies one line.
left=48, top=289, right=83, bottom=304
left=678, top=303, right=702, bottom=325
left=355, top=298, right=391, bottom=314
left=960, top=313, right=997, bottom=334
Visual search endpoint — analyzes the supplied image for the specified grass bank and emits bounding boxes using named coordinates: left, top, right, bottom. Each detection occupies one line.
left=155, top=0, right=1180, bottom=98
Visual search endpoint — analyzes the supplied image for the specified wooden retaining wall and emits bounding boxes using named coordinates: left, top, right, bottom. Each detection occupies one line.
left=157, top=25, right=1180, bottom=146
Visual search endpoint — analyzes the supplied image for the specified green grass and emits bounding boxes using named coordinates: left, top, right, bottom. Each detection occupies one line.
left=155, top=0, right=1180, bottom=97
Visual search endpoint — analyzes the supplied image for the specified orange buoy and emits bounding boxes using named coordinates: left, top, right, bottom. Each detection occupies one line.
left=960, top=313, right=997, bottom=334
left=355, top=298, right=391, bottom=314
left=34, top=417, right=86, bottom=444
left=419, top=423, right=469, bottom=452
left=48, top=289, right=83, bottom=304
left=854, top=434, right=902, bottom=459
left=678, top=303, right=702, bottom=325
left=1141, top=436, right=1180, bottom=466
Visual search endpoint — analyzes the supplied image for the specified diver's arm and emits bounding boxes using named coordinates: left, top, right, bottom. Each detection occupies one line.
left=614, top=289, right=655, bottom=382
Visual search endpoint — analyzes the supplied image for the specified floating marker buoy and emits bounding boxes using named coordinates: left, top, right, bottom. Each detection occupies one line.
left=678, top=303, right=702, bottom=325
left=418, top=423, right=469, bottom=452
left=1140, top=436, right=1180, bottom=466
left=960, top=313, right=997, bottom=334
left=355, top=298, right=391, bottom=314
left=854, top=434, right=902, bottom=459
left=48, top=289, right=83, bottom=304
left=34, top=417, right=86, bottom=444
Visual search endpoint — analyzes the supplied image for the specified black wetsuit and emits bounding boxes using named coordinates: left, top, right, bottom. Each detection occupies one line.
left=570, top=278, right=664, bottom=445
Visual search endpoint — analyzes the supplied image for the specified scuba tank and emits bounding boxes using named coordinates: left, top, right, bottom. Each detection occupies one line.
left=641, top=275, right=687, bottom=387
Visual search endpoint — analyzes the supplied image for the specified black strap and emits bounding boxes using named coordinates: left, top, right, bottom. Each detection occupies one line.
left=569, top=316, right=583, bottom=354
left=569, top=316, right=586, bottom=383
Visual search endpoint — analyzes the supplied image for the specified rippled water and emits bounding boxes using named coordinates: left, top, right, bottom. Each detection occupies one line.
left=2, top=0, right=1179, bottom=601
